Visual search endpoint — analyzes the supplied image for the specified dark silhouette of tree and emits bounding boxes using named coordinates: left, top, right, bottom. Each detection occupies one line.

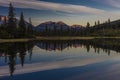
left=86, top=22, right=90, bottom=36
left=7, top=45, right=17, bottom=76
left=18, top=12, right=26, bottom=37
left=98, top=20, right=100, bottom=25
left=19, top=52, right=25, bottom=67
left=53, top=24, right=57, bottom=36
left=86, top=22, right=90, bottom=28
left=45, top=24, right=48, bottom=36
left=60, top=25, right=63, bottom=36
left=27, top=18, right=33, bottom=36
left=8, top=54, right=16, bottom=76
left=27, top=42, right=34, bottom=61
left=95, top=21, right=97, bottom=26
left=108, top=18, right=111, bottom=28
left=18, top=43, right=26, bottom=67
left=108, top=18, right=110, bottom=23
left=7, top=3, right=17, bottom=38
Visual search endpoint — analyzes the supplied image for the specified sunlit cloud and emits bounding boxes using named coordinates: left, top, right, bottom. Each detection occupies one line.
left=0, top=0, right=106, bottom=14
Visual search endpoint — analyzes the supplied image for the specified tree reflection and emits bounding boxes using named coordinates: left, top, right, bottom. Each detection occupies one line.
left=0, top=39, right=119, bottom=76
left=36, top=39, right=120, bottom=55
left=0, top=42, right=34, bottom=76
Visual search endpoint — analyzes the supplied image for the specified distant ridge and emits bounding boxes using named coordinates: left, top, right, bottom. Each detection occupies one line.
left=34, top=21, right=84, bottom=32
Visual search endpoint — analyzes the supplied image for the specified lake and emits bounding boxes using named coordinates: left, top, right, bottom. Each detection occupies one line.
left=0, top=39, right=120, bottom=80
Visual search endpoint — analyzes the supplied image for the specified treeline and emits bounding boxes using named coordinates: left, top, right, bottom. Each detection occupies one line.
left=88, top=19, right=120, bottom=36
left=39, top=19, right=120, bottom=37
left=0, top=39, right=119, bottom=75
left=0, top=3, right=34, bottom=39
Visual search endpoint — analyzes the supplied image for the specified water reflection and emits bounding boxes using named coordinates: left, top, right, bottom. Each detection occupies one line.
left=0, top=39, right=120, bottom=76
left=36, top=39, right=120, bottom=54
left=0, top=42, right=34, bottom=76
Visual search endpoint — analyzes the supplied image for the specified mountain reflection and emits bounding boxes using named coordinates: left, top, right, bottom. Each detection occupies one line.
left=36, top=39, right=120, bottom=53
left=0, top=39, right=119, bottom=76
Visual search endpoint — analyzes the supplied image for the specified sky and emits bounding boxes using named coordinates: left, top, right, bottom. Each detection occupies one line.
left=0, top=0, right=120, bottom=26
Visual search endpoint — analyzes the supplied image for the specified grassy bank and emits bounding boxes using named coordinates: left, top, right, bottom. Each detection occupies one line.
left=0, top=38, right=34, bottom=43
left=0, top=37, right=120, bottom=43
left=36, top=36, right=120, bottom=40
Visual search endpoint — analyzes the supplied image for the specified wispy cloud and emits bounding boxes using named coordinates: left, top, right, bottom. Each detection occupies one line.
left=0, top=0, right=106, bottom=14
left=0, top=54, right=118, bottom=77
left=106, top=0, right=120, bottom=8
left=94, top=0, right=120, bottom=8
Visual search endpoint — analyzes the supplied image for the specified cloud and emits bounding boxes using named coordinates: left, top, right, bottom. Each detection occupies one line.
left=94, top=0, right=120, bottom=8
left=0, top=0, right=106, bottom=14
left=0, top=54, right=118, bottom=77
left=106, top=0, right=120, bottom=8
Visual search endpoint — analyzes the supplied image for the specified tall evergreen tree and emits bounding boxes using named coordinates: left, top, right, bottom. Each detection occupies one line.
left=54, top=24, right=57, bottom=36
left=86, top=22, right=90, bottom=36
left=60, top=25, right=63, bottom=36
left=97, top=20, right=100, bottom=28
left=19, top=12, right=26, bottom=37
left=108, top=18, right=111, bottom=28
left=95, top=21, right=97, bottom=26
left=108, top=18, right=110, bottom=23
left=45, top=24, right=48, bottom=35
left=27, top=18, right=33, bottom=35
left=98, top=20, right=100, bottom=25
left=86, top=22, right=90, bottom=28
left=7, top=3, right=17, bottom=37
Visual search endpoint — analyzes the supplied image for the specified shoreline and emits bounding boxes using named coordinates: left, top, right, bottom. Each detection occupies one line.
left=0, top=37, right=120, bottom=43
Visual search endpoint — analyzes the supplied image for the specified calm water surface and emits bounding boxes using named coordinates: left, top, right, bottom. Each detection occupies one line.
left=0, top=39, right=120, bottom=80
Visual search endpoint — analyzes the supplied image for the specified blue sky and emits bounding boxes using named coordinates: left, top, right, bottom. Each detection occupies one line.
left=0, top=0, right=120, bottom=26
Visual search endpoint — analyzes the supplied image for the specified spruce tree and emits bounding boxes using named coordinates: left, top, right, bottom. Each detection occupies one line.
left=45, top=24, right=48, bottom=35
left=95, top=21, right=97, bottom=26
left=98, top=20, right=100, bottom=25
left=54, top=24, right=57, bottom=36
left=108, top=18, right=111, bottom=28
left=86, top=22, right=90, bottom=28
left=86, top=22, right=90, bottom=36
left=7, top=3, right=17, bottom=38
left=19, top=12, right=26, bottom=37
left=27, top=18, right=33, bottom=36
left=60, top=25, right=63, bottom=36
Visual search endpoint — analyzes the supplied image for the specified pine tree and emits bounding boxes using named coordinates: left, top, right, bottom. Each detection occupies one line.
left=60, top=25, right=63, bottom=36
left=86, top=22, right=90, bottom=28
left=86, top=22, right=90, bottom=36
left=108, top=18, right=110, bottom=23
left=7, top=3, right=17, bottom=38
left=95, top=21, right=97, bottom=26
left=97, top=20, right=100, bottom=28
left=27, top=18, right=33, bottom=36
left=19, top=12, right=26, bottom=37
left=108, top=18, right=111, bottom=28
left=98, top=20, right=100, bottom=25
left=45, top=24, right=48, bottom=35
left=54, top=24, right=57, bottom=36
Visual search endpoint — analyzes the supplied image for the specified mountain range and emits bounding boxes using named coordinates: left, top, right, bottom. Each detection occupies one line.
left=1, top=15, right=120, bottom=33
left=0, top=15, right=83, bottom=32
left=34, top=21, right=84, bottom=32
